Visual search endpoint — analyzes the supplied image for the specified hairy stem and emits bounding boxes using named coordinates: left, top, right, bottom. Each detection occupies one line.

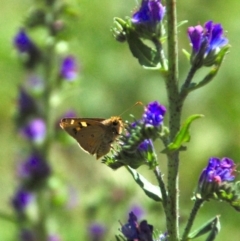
left=181, top=199, right=204, bottom=240
left=165, top=0, right=181, bottom=240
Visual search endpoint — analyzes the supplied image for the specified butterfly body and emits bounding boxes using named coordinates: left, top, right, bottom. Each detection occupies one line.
left=60, top=116, right=123, bottom=159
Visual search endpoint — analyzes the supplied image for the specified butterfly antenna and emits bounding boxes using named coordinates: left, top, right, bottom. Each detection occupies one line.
left=119, top=101, right=143, bottom=117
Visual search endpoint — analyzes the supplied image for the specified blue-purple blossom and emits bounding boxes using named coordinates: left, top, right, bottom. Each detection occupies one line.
left=17, top=87, right=37, bottom=117
left=18, top=153, right=51, bottom=183
left=48, top=234, right=62, bottom=241
left=197, top=157, right=236, bottom=200
left=12, top=188, right=34, bottom=213
left=21, top=118, right=46, bottom=143
left=121, top=212, right=153, bottom=240
left=19, top=229, right=36, bottom=241
left=14, top=29, right=41, bottom=68
left=88, top=223, right=106, bottom=241
left=188, top=21, right=228, bottom=66
left=60, top=56, right=78, bottom=81
left=129, top=204, right=145, bottom=220
left=199, top=157, right=236, bottom=185
left=132, top=0, right=165, bottom=26
left=14, top=30, right=35, bottom=53
left=138, top=139, right=153, bottom=152
left=121, top=212, right=138, bottom=239
left=142, top=101, right=166, bottom=127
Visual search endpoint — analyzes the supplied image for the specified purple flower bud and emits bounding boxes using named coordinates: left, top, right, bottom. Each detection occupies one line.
left=21, top=118, right=46, bottom=143
left=121, top=212, right=138, bottom=239
left=129, top=204, right=145, bottom=220
left=19, top=229, right=36, bottom=241
left=48, top=234, right=62, bottom=241
left=18, top=153, right=51, bottom=183
left=14, top=30, right=41, bottom=69
left=88, top=223, right=106, bottom=241
left=132, top=0, right=165, bottom=25
left=121, top=212, right=154, bottom=240
left=14, top=30, right=35, bottom=53
left=60, top=56, right=78, bottom=81
left=188, top=21, right=228, bottom=67
left=17, top=87, right=37, bottom=117
left=12, top=188, right=34, bottom=213
left=138, top=139, right=153, bottom=152
left=142, top=101, right=166, bottom=127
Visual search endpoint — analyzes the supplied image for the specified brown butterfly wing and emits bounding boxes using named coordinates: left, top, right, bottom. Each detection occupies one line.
left=60, top=118, right=106, bottom=157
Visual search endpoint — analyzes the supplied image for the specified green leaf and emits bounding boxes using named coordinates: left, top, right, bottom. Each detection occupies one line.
left=115, top=235, right=127, bottom=241
left=126, top=29, right=161, bottom=68
left=188, top=216, right=220, bottom=240
left=126, top=166, right=162, bottom=202
left=162, top=114, right=203, bottom=153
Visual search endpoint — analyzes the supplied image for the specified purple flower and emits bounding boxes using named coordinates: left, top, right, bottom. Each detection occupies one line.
left=132, top=0, right=165, bottom=26
left=129, top=204, right=145, bottom=220
left=19, top=229, right=36, bottom=241
left=199, top=157, right=236, bottom=184
left=21, top=118, right=46, bottom=143
left=88, top=223, right=106, bottom=241
left=121, top=212, right=138, bottom=239
left=48, top=234, right=62, bottom=241
left=14, top=30, right=35, bottom=53
left=12, top=188, right=34, bottom=213
left=188, top=21, right=228, bottom=67
left=14, top=30, right=41, bottom=69
left=18, top=153, right=51, bottom=183
left=121, top=212, right=153, bottom=241
left=138, top=139, right=153, bottom=152
left=197, top=157, right=236, bottom=200
left=17, top=87, right=37, bottom=119
left=142, top=101, right=166, bottom=127
left=60, top=56, right=78, bottom=81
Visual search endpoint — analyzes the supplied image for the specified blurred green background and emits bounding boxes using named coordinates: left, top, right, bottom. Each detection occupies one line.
left=1, top=0, right=240, bottom=240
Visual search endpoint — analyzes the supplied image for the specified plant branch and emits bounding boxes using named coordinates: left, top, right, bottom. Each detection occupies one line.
left=181, top=199, right=204, bottom=241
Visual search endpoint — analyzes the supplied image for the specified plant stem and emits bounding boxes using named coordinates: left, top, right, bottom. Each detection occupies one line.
left=38, top=4, right=57, bottom=241
left=165, top=0, right=181, bottom=240
left=154, top=167, right=168, bottom=210
left=181, top=199, right=204, bottom=241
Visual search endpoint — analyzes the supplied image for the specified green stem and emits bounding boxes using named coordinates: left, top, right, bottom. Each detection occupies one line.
left=180, top=65, right=198, bottom=97
left=38, top=5, right=57, bottom=241
left=154, top=167, right=168, bottom=210
left=165, top=0, right=181, bottom=240
left=181, top=199, right=204, bottom=241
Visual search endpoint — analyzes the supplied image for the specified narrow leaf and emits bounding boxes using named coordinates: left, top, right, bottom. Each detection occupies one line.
left=126, top=166, right=162, bottom=202
left=115, top=235, right=126, bottom=241
left=188, top=216, right=220, bottom=239
left=205, top=216, right=221, bottom=241
left=162, top=114, right=203, bottom=153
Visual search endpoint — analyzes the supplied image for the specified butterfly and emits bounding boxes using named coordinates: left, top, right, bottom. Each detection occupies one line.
left=59, top=116, right=123, bottom=159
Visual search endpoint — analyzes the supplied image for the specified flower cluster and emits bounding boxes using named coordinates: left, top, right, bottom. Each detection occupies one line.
left=103, top=101, right=166, bottom=169
left=196, top=157, right=236, bottom=200
left=12, top=5, right=79, bottom=239
left=188, top=21, right=228, bottom=68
